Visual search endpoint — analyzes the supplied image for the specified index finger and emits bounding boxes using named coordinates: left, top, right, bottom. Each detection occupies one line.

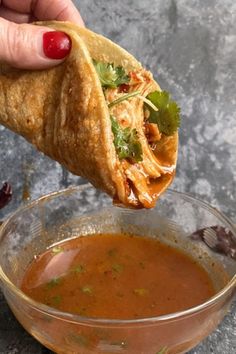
left=1, top=0, right=84, bottom=25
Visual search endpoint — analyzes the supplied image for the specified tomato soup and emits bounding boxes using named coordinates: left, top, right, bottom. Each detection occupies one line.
left=21, top=233, right=215, bottom=319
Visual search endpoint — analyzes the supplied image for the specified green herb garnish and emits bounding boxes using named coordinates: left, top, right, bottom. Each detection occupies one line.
left=111, top=116, right=142, bottom=162
left=112, top=263, right=124, bottom=273
left=156, top=347, right=168, bottom=354
left=81, top=286, right=93, bottom=294
left=46, top=277, right=61, bottom=289
left=133, top=288, right=149, bottom=296
left=51, top=246, right=63, bottom=255
left=93, top=60, right=130, bottom=88
left=51, top=295, right=62, bottom=306
left=72, top=265, right=84, bottom=274
left=108, top=91, right=140, bottom=108
left=146, top=91, right=180, bottom=136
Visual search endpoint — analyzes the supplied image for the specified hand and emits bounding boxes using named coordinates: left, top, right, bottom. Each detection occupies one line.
left=0, top=0, right=84, bottom=69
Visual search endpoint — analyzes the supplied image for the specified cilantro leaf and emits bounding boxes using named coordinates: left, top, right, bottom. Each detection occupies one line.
left=133, top=288, right=149, bottom=296
left=46, top=277, right=61, bottom=289
left=93, top=60, right=130, bottom=88
left=111, top=116, right=143, bottom=162
left=81, top=286, right=93, bottom=294
left=112, top=263, right=124, bottom=273
left=156, top=347, right=168, bottom=354
left=50, top=295, right=62, bottom=306
left=51, top=246, right=63, bottom=255
left=146, top=91, right=180, bottom=136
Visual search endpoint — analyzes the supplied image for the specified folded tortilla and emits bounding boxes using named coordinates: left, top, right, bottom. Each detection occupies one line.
left=0, top=21, right=178, bottom=208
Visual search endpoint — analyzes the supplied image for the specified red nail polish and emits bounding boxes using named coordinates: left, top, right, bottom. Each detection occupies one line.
left=43, top=31, right=71, bottom=60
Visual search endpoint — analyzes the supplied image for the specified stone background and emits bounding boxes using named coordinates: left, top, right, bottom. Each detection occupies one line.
left=0, top=0, right=235, bottom=353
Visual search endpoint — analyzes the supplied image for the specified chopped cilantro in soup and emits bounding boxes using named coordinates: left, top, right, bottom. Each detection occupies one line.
left=21, top=233, right=215, bottom=319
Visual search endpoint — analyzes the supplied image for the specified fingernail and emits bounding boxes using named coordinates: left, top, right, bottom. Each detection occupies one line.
left=43, top=31, right=71, bottom=60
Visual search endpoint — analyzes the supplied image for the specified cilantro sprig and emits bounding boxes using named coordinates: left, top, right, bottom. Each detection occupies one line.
left=93, top=60, right=130, bottom=88
left=146, top=91, right=180, bottom=136
left=46, top=277, right=61, bottom=289
left=111, top=116, right=143, bottom=162
left=156, top=347, right=168, bottom=354
left=51, top=246, right=63, bottom=255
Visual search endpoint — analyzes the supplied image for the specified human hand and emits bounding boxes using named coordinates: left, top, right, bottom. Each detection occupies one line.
left=0, top=0, right=84, bottom=69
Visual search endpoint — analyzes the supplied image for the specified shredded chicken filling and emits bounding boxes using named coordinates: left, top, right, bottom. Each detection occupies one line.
left=106, top=69, right=175, bottom=208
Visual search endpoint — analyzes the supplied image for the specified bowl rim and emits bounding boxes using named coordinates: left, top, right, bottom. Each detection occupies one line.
left=0, top=184, right=235, bottom=326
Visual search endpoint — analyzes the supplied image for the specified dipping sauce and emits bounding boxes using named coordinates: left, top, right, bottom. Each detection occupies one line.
left=21, top=234, right=215, bottom=319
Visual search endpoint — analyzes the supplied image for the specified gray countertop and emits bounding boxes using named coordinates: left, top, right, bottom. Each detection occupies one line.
left=0, top=0, right=235, bottom=353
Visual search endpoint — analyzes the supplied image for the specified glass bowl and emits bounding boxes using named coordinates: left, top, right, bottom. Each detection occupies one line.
left=0, top=184, right=235, bottom=354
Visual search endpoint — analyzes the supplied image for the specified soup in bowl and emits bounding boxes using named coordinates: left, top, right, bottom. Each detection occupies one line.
left=0, top=185, right=235, bottom=354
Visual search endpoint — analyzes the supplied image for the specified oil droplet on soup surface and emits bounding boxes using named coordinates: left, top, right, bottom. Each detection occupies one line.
left=21, top=233, right=215, bottom=319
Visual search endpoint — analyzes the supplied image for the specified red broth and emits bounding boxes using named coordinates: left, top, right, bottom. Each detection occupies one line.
left=21, top=233, right=215, bottom=319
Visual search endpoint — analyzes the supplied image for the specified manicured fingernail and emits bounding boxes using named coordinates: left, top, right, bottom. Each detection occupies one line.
left=43, top=31, right=71, bottom=60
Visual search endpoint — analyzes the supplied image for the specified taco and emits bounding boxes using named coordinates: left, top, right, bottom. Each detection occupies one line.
left=0, top=21, right=180, bottom=208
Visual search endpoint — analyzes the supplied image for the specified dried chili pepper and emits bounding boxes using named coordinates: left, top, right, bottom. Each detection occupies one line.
left=191, top=225, right=236, bottom=260
left=0, top=182, right=12, bottom=209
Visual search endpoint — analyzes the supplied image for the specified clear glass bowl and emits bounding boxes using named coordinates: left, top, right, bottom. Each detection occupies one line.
left=0, top=185, right=235, bottom=354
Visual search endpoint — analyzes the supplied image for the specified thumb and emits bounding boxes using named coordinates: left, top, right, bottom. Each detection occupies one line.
left=0, top=18, right=71, bottom=70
